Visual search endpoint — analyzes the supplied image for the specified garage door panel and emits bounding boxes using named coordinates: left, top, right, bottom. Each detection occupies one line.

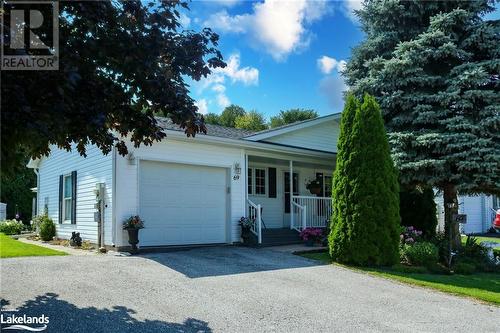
left=139, top=161, right=227, bottom=246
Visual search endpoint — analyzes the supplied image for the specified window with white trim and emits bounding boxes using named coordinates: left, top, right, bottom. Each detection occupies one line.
left=248, top=168, right=266, bottom=196
left=255, top=168, right=266, bottom=195
left=63, top=174, right=73, bottom=222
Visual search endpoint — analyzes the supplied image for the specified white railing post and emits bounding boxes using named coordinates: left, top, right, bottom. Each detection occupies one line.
left=302, top=205, right=307, bottom=230
left=256, top=204, right=262, bottom=244
left=291, top=195, right=294, bottom=229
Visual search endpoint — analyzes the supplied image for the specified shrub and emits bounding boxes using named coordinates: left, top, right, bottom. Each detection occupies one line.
left=0, top=219, right=25, bottom=235
left=431, top=232, right=450, bottom=265
left=329, top=94, right=400, bottom=266
left=402, top=242, right=439, bottom=266
left=461, top=236, right=488, bottom=261
left=453, top=262, right=475, bottom=275
left=400, top=226, right=423, bottom=245
left=391, top=264, right=427, bottom=274
left=38, top=216, right=56, bottom=241
left=400, top=186, right=438, bottom=238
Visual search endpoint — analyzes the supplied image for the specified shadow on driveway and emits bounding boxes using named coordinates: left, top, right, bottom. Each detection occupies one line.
left=1, top=294, right=211, bottom=333
left=139, top=246, right=321, bottom=278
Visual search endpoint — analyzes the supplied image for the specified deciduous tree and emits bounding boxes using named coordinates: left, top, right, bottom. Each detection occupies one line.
left=1, top=0, right=225, bottom=173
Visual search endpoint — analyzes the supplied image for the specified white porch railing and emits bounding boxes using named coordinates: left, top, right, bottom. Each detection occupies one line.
left=291, top=196, right=332, bottom=231
left=247, top=199, right=262, bottom=244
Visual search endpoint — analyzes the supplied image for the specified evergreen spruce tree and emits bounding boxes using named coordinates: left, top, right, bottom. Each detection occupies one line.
left=329, top=95, right=400, bottom=266
left=344, top=0, right=500, bottom=249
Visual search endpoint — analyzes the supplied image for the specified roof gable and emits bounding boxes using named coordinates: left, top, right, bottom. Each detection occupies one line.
left=243, top=113, right=341, bottom=141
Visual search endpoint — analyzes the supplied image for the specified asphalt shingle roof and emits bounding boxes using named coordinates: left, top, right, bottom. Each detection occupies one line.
left=156, top=117, right=255, bottom=140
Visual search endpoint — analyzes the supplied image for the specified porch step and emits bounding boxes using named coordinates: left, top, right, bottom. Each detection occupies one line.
left=260, top=228, right=302, bottom=247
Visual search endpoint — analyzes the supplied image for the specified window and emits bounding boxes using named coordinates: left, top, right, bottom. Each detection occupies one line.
left=248, top=168, right=266, bottom=196
left=315, top=173, right=332, bottom=197
left=247, top=168, right=253, bottom=195
left=63, top=174, right=73, bottom=222
left=255, top=168, right=266, bottom=195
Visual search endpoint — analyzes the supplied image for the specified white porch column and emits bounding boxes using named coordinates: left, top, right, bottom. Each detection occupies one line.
left=245, top=153, right=249, bottom=217
left=289, top=160, right=293, bottom=230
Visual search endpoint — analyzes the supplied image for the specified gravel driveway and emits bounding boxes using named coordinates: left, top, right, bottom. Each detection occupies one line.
left=1, top=246, right=498, bottom=332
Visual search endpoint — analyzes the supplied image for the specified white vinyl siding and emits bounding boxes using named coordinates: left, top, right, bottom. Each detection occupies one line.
left=114, top=138, right=245, bottom=247
left=37, top=145, right=113, bottom=244
left=262, top=120, right=340, bottom=153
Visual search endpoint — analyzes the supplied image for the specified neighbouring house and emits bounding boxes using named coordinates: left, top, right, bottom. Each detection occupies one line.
left=27, top=114, right=499, bottom=250
left=436, top=194, right=499, bottom=234
left=27, top=115, right=340, bottom=249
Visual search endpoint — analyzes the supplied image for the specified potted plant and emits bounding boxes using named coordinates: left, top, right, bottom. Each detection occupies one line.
left=238, top=216, right=255, bottom=245
left=123, top=215, right=144, bottom=254
left=305, top=178, right=322, bottom=195
left=299, top=227, right=323, bottom=246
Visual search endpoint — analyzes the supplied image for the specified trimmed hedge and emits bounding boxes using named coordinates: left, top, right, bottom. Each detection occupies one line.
left=329, top=94, right=400, bottom=266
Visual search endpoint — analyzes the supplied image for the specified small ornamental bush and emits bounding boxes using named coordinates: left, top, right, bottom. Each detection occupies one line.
left=39, top=216, right=56, bottom=241
left=402, top=241, right=439, bottom=266
left=453, top=262, right=476, bottom=275
left=0, top=219, right=24, bottom=235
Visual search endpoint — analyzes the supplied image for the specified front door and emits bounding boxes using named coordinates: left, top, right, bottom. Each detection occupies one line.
left=283, top=171, right=299, bottom=227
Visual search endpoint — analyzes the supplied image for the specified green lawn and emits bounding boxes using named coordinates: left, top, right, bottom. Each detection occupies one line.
left=0, top=233, right=67, bottom=258
left=299, top=251, right=500, bottom=305
left=461, top=235, right=500, bottom=246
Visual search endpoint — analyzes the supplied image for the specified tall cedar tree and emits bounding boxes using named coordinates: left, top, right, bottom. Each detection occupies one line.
left=1, top=1, right=225, bottom=173
left=329, top=95, right=400, bottom=266
left=344, top=0, right=500, bottom=248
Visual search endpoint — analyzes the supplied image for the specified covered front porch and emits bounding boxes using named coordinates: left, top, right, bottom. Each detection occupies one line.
left=244, top=152, right=335, bottom=245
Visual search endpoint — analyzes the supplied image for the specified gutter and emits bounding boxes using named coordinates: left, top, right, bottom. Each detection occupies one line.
left=164, top=130, right=337, bottom=160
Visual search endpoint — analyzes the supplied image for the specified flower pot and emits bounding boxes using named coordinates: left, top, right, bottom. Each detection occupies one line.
left=241, top=227, right=253, bottom=245
left=126, top=228, right=140, bottom=254
left=308, top=186, right=321, bottom=195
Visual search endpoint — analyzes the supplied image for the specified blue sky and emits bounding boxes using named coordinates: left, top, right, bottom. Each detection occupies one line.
left=181, top=0, right=499, bottom=119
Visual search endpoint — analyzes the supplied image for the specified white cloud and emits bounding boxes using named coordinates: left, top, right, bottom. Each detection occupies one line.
left=319, top=75, right=348, bottom=111
left=215, top=54, right=259, bottom=86
left=194, top=99, right=208, bottom=115
left=342, top=0, right=363, bottom=23
left=317, top=56, right=346, bottom=75
left=216, top=93, right=231, bottom=108
left=209, top=0, right=242, bottom=7
left=192, top=53, right=258, bottom=113
left=204, top=0, right=330, bottom=61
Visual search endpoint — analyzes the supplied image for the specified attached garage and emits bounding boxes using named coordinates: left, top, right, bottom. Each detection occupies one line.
left=139, top=160, right=229, bottom=246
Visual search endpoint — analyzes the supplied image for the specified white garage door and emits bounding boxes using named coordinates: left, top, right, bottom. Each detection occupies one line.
left=139, top=161, right=228, bottom=246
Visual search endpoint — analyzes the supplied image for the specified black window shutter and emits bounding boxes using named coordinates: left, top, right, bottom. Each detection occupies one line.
left=268, top=168, right=277, bottom=198
left=58, top=175, right=63, bottom=224
left=71, top=171, right=77, bottom=224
